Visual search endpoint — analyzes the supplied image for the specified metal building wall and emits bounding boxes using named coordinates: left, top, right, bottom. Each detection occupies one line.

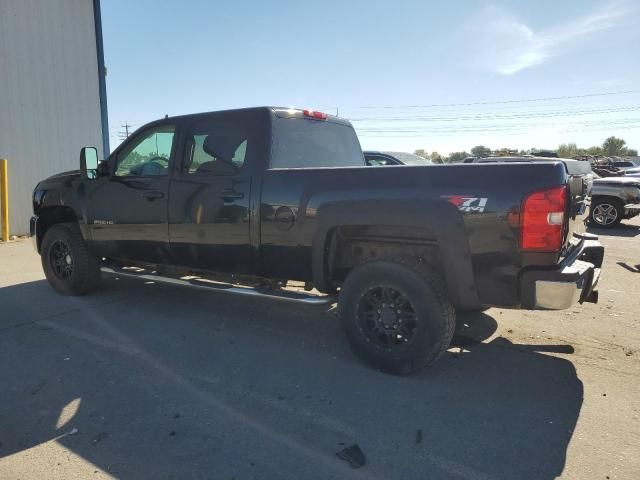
left=0, top=0, right=104, bottom=234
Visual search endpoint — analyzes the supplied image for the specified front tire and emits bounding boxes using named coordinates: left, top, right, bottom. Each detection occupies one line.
left=41, top=223, right=101, bottom=295
left=590, top=198, right=622, bottom=228
left=339, top=257, right=456, bottom=374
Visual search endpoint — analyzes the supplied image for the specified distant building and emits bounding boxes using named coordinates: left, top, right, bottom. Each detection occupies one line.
left=0, top=0, right=108, bottom=234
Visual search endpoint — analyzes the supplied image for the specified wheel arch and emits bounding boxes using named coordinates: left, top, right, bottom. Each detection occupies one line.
left=35, top=206, right=80, bottom=253
left=311, top=198, right=481, bottom=310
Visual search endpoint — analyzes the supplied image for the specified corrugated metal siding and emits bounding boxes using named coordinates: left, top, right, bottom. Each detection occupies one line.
left=0, top=0, right=103, bottom=234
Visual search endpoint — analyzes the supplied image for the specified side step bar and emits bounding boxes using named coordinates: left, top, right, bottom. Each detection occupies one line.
left=100, top=267, right=336, bottom=306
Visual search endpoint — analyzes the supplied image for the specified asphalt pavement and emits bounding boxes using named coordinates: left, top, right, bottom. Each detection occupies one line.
left=1, top=219, right=639, bottom=479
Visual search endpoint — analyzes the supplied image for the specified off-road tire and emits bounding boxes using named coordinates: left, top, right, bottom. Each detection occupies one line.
left=41, top=223, right=101, bottom=295
left=339, top=257, right=456, bottom=374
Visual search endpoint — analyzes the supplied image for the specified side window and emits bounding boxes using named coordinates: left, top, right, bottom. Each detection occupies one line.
left=115, top=125, right=175, bottom=177
left=366, top=156, right=392, bottom=166
left=183, top=120, right=248, bottom=176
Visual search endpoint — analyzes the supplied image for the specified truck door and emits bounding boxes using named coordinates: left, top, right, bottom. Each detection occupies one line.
left=86, top=124, right=176, bottom=263
left=168, top=115, right=254, bottom=273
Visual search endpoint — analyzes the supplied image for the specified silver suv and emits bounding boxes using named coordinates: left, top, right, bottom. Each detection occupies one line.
left=590, top=176, right=640, bottom=227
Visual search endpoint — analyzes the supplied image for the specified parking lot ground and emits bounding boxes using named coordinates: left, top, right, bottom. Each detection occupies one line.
left=1, top=219, right=639, bottom=480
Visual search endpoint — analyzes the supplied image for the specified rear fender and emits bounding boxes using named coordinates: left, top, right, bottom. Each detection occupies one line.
left=311, top=198, right=480, bottom=310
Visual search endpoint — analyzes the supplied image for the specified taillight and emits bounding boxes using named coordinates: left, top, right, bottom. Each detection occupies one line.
left=303, top=109, right=328, bottom=120
left=520, top=185, right=567, bottom=252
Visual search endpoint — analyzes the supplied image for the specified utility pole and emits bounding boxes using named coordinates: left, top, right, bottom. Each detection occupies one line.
left=118, top=122, right=132, bottom=141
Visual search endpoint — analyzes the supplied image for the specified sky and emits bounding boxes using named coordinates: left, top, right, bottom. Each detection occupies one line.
left=101, top=0, right=640, bottom=155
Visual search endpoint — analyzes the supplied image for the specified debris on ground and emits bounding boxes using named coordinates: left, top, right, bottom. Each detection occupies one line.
left=336, top=444, right=366, bottom=469
left=30, top=380, right=46, bottom=396
left=91, top=432, right=108, bottom=445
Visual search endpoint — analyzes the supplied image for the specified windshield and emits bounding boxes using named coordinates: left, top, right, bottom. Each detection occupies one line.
left=270, top=118, right=365, bottom=168
left=384, top=151, right=433, bottom=165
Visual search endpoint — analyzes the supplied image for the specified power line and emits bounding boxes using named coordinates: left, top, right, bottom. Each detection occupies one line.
left=355, top=118, right=640, bottom=136
left=350, top=105, right=640, bottom=123
left=344, top=89, right=640, bottom=110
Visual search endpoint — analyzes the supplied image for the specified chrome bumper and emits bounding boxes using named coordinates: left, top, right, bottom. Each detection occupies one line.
left=520, top=233, right=604, bottom=310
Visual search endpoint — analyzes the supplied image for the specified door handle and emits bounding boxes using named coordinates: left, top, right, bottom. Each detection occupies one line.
left=216, top=189, right=244, bottom=201
left=141, top=190, right=164, bottom=201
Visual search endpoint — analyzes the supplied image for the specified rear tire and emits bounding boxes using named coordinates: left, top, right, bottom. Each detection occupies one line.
left=41, top=223, right=101, bottom=295
left=339, top=257, right=456, bottom=374
left=589, top=198, right=622, bottom=228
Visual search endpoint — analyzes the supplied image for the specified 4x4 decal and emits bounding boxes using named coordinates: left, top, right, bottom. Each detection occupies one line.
left=442, top=195, right=488, bottom=213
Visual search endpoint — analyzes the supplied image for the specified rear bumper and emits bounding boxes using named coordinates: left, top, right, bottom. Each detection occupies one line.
left=30, top=215, right=39, bottom=252
left=520, top=233, right=604, bottom=310
left=624, top=203, right=640, bottom=218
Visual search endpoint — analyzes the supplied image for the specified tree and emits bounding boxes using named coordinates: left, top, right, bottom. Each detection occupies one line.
left=414, top=149, right=428, bottom=159
left=557, top=142, right=579, bottom=158
left=471, top=145, right=491, bottom=157
left=586, top=146, right=603, bottom=156
left=623, top=148, right=638, bottom=156
left=447, top=151, right=470, bottom=163
left=602, top=136, right=626, bottom=156
left=430, top=151, right=443, bottom=164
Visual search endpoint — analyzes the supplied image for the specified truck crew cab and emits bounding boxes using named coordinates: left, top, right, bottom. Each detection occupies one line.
left=31, top=107, right=603, bottom=374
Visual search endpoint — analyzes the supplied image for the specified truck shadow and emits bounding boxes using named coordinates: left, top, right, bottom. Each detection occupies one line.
left=0, top=277, right=582, bottom=480
left=587, top=223, right=640, bottom=238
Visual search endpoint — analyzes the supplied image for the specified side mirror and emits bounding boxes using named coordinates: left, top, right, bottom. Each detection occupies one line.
left=80, top=147, right=99, bottom=179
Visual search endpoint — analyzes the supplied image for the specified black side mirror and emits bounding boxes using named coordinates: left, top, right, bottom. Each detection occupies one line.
left=97, top=161, right=110, bottom=177
left=80, top=147, right=99, bottom=179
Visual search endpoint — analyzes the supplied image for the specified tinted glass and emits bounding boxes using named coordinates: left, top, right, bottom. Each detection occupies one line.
left=366, top=155, right=395, bottom=166
left=115, top=126, right=175, bottom=176
left=270, top=118, right=364, bottom=168
left=383, top=151, right=433, bottom=165
left=183, top=120, right=248, bottom=175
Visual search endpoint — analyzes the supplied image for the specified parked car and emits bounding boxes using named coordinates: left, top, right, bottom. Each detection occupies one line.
left=364, top=151, right=433, bottom=166
left=590, top=176, right=640, bottom=227
left=459, top=155, right=640, bottom=228
left=30, top=107, right=603, bottom=374
left=610, top=160, right=637, bottom=170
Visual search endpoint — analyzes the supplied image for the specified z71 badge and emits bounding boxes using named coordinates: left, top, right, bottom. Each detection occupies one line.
left=442, top=195, right=488, bottom=213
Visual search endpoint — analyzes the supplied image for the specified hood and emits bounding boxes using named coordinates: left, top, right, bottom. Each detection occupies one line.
left=47, top=169, right=81, bottom=180
left=593, top=176, right=640, bottom=186
left=35, top=169, right=81, bottom=191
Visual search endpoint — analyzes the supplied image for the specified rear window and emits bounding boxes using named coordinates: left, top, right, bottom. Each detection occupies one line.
left=270, top=118, right=365, bottom=168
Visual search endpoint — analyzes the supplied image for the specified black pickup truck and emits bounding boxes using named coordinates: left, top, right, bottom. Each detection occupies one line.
left=31, top=107, right=603, bottom=373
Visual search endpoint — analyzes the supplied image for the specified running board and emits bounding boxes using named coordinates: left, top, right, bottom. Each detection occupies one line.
left=100, top=267, right=336, bottom=306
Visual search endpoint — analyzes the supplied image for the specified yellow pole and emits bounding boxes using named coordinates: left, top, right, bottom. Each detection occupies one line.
left=0, top=159, right=8, bottom=242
